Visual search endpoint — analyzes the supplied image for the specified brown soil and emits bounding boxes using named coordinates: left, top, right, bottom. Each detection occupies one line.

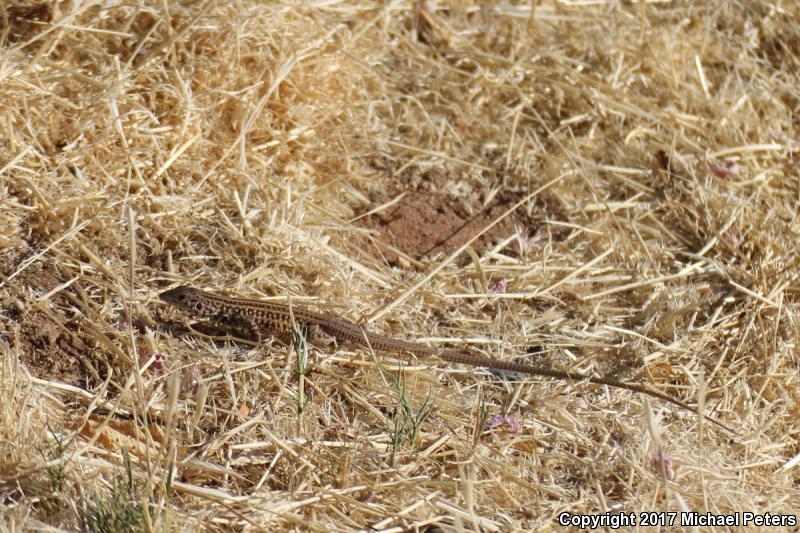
left=1, top=265, right=93, bottom=387
left=356, top=165, right=549, bottom=267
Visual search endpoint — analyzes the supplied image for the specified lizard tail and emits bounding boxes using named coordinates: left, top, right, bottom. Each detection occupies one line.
left=438, top=350, right=734, bottom=434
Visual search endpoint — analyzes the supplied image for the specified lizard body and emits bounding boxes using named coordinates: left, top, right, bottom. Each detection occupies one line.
left=160, top=285, right=731, bottom=432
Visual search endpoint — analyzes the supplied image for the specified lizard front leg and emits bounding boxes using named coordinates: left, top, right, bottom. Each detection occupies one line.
left=212, top=311, right=264, bottom=344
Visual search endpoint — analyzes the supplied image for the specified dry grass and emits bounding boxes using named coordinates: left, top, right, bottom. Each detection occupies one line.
left=1, top=0, right=799, bottom=531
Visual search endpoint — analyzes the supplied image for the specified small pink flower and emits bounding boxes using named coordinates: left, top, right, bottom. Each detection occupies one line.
left=139, top=352, right=165, bottom=374
left=486, top=413, right=521, bottom=432
left=650, top=450, right=675, bottom=481
left=708, top=159, right=742, bottom=180
left=490, top=278, right=509, bottom=294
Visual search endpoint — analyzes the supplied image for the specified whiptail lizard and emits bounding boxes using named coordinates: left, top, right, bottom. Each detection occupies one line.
left=160, top=285, right=731, bottom=432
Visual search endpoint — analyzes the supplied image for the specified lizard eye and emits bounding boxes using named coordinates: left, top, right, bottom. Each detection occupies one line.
left=193, top=301, right=204, bottom=312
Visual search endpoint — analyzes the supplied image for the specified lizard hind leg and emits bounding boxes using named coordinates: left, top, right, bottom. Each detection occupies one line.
left=308, top=324, right=339, bottom=350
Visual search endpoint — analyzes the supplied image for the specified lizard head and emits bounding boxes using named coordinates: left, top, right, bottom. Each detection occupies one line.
left=160, top=286, right=209, bottom=315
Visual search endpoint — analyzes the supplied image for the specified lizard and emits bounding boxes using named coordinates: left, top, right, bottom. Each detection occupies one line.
left=159, top=285, right=732, bottom=432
